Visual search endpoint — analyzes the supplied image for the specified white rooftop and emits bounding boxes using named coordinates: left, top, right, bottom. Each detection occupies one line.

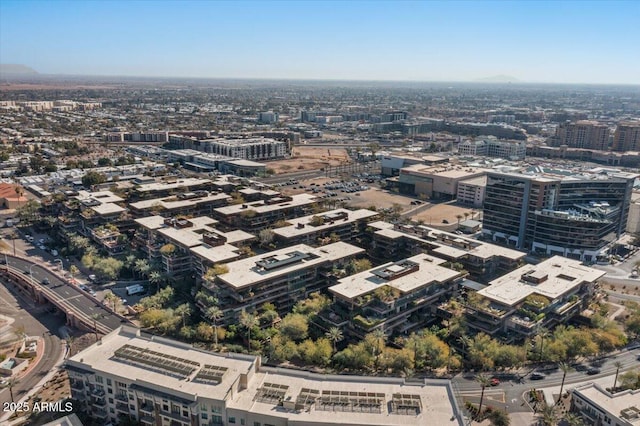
left=135, top=178, right=212, bottom=193
left=273, top=208, right=379, bottom=238
left=219, top=242, right=365, bottom=289
left=130, top=192, right=230, bottom=211
left=75, top=190, right=124, bottom=204
left=330, top=253, right=461, bottom=300
left=215, top=193, right=318, bottom=216
left=478, top=256, right=606, bottom=306
left=573, top=383, right=640, bottom=426
left=90, top=202, right=126, bottom=216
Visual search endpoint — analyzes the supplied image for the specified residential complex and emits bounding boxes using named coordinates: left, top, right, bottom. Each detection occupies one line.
left=272, top=208, right=379, bottom=246
left=552, top=120, right=610, bottom=150
left=457, top=136, right=526, bottom=160
left=482, top=168, right=637, bottom=261
left=612, top=121, right=640, bottom=152
left=571, top=383, right=640, bottom=426
left=129, top=191, right=231, bottom=218
left=168, top=135, right=288, bottom=161
left=327, top=253, right=464, bottom=337
left=465, top=256, right=605, bottom=339
left=368, top=221, right=525, bottom=282
left=201, top=242, right=364, bottom=323
left=65, top=326, right=463, bottom=426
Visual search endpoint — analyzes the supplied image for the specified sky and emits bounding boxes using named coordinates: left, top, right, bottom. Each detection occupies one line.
left=1, top=0, right=639, bottom=84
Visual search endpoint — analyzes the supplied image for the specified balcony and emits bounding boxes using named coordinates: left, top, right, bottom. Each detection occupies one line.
left=70, top=380, right=85, bottom=391
left=140, top=415, right=155, bottom=425
left=116, top=402, right=130, bottom=412
left=115, top=393, right=128, bottom=402
left=92, top=407, right=108, bottom=418
left=139, top=403, right=154, bottom=414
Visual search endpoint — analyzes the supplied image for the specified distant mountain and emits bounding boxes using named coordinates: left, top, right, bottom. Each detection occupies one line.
left=475, top=74, right=519, bottom=83
left=0, top=64, right=39, bottom=75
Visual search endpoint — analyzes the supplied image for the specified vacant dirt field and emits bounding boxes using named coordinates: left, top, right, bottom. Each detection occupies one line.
left=410, top=203, right=479, bottom=227
left=346, top=188, right=417, bottom=210
left=266, top=147, right=350, bottom=174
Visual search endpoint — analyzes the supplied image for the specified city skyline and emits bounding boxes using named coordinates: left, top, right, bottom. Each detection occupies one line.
left=1, top=0, right=639, bottom=85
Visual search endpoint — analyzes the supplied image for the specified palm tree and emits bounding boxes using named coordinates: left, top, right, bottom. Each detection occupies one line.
left=91, top=313, right=102, bottom=342
left=14, top=185, right=24, bottom=205
left=7, top=377, right=18, bottom=403
left=464, top=212, right=470, bottom=221
left=134, top=259, right=150, bottom=279
left=103, top=290, right=119, bottom=312
left=65, top=335, right=75, bottom=356
left=539, top=404, right=558, bottom=426
left=239, top=310, right=258, bottom=352
left=536, top=326, right=550, bottom=362
left=455, top=214, right=463, bottom=226
left=325, top=327, right=344, bottom=352
left=175, top=303, right=191, bottom=328
left=69, top=265, right=79, bottom=283
left=613, top=361, right=623, bottom=391
left=458, top=334, right=472, bottom=360
left=206, top=306, right=223, bottom=347
left=557, top=362, right=572, bottom=405
left=475, top=373, right=491, bottom=419
left=148, top=270, right=162, bottom=293
left=563, top=413, right=584, bottom=426
left=371, top=329, right=386, bottom=370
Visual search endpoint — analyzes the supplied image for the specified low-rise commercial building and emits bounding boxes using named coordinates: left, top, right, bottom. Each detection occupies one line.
left=327, top=253, right=464, bottom=337
left=397, top=164, right=487, bottom=200
left=466, top=256, right=605, bottom=339
left=66, top=326, right=463, bottom=426
left=572, top=383, right=640, bottom=426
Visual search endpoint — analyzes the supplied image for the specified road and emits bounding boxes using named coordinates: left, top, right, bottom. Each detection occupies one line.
left=3, top=254, right=125, bottom=332
left=0, top=280, right=65, bottom=409
left=453, top=347, right=640, bottom=414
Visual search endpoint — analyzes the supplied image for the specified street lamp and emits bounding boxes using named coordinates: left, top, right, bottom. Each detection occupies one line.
left=29, top=263, right=37, bottom=285
left=54, top=258, right=64, bottom=272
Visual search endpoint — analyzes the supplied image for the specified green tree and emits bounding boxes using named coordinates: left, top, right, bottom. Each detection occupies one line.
left=239, top=310, right=259, bottom=351
left=475, top=373, right=491, bottom=418
left=81, top=171, right=107, bottom=188
left=134, top=258, right=150, bottom=279
left=613, top=361, right=623, bottom=390
left=175, top=303, right=191, bottom=328
left=488, top=409, right=511, bottom=426
left=148, top=270, right=162, bottom=292
left=325, top=327, right=344, bottom=352
left=557, top=362, right=572, bottom=405
left=206, top=306, right=224, bottom=347
left=279, top=313, right=309, bottom=341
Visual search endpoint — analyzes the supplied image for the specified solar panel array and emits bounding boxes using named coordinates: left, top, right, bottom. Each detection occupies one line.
left=295, top=388, right=320, bottom=409
left=317, top=390, right=385, bottom=413
left=391, top=393, right=422, bottom=415
left=194, top=364, right=228, bottom=384
left=255, top=383, right=289, bottom=404
left=113, top=344, right=199, bottom=379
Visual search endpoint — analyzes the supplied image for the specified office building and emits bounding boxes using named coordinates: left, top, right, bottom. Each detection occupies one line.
left=572, top=383, right=640, bottom=426
left=201, top=242, right=364, bottom=323
left=553, top=121, right=610, bottom=150
left=257, top=111, right=279, bottom=124
left=396, top=164, right=487, bottom=200
left=327, top=253, right=464, bottom=337
left=169, top=136, right=288, bottom=161
left=66, top=326, right=463, bottom=426
left=613, top=121, right=640, bottom=152
left=456, top=176, right=487, bottom=207
left=482, top=168, right=637, bottom=262
left=457, top=137, right=526, bottom=160
left=466, top=256, right=604, bottom=339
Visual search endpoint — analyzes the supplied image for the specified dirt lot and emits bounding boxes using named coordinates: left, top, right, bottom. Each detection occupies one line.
left=266, top=147, right=351, bottom=174
left=346, top=188, right=417, bottom=210
left=410, top=203, right=479, bottom=227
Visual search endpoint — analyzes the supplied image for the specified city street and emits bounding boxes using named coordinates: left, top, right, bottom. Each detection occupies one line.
left=0, top=280, right=65, bottom=408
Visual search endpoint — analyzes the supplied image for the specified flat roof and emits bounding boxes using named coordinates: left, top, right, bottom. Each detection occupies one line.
left=67, top=326, right=461, bottom=426
left=90, top=202, right=125, bottom=216
left=135, top=178, right=212, bottom=192
left=214, top=193, right=318, bottom=216
left=191, top=244, right=242, bottom=264
left=401, top=164, right=487, bottom=179
left=130, top=192, right=230, bottom=211
left=273, top=208, right=378, bottom=238
left=478, top=256, right=606, bottom=306
left=573, top=383, right=640, bottom=425
left=219, top=242, right=364, bottom=289
left=459, top=175, right=488, bottom=186
left=75, top=190, right=124, bottom=204
left=134, top=215, right=166, bottom=230
left=330, top=253, right=460, bottom=300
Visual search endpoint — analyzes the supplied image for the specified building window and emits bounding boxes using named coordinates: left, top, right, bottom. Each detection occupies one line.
left=109, top=408, right=115, bottom=413
left=254, top=423, right=261, bottom=426
left=106, top=378, right=112, bottom=386
left=96, top=376, right=104, bottom=384
left=201, top=413, right=208, bottom=420
left=212, top=406, right=222, bottom=414
left=108, top=388, right=113, bottom=394
left=182, top=410, right=189, bottom=418
left=229, top=417, right=236, bottom=424
left=108, top=398, right=114, bottom=404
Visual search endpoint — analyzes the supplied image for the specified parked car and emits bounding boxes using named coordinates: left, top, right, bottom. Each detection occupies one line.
left=586, top=367, right=601, bottom=375
left=41, top=278, right=50, bottom=285
left=530, top=372, right=545, bottom=380
left=490, top=378, right=500, bottom=386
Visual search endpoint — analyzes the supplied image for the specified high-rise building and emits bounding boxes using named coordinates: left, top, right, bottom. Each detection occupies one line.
left=257, top=111, right=279, bottom=124
left=553, top=120, right=610, bottom=150
left=482, top=168, right=637, bottom=261
left=612, top=121, right=640, bottom=151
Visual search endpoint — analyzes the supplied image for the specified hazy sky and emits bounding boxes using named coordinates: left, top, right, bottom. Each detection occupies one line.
left=1, top=0, right=639, bottom=84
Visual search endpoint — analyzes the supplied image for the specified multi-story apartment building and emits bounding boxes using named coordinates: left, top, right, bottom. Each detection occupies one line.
left=129, top=191, right=231, bottom=218
left=201, top=242, right=364, bottom=323
left=169, top=135, right=288, bottom=161
left=456, top=176, right=487, bottom=207
left=482, top=168, right=638, bottom=261
left=257, top=111, right=279, bottom=124
left=106, top=132, right=169, bottom=143
left=368, top=222, right=524, bottom=282
left=213, top=193, right=318, bottom=232
left=73, top=190, right=129, bottom=237
left=457, top=137, right=526, bottom=160
left=272, top=208, right=379, bottom=246
left=465, top=256, right=605, bottom=340
left=553, top=120, right=610, bottom=150
left=326, top=253, right=464, bottom=338
left=571, top=383, right=640, bottom=426
left=612, top=121, right=640, bottom=152
left=66, top=326, right=463, bottom=426
left=132, top=178, right=213, bottom=200
left=134, top=215, right=254, bottom=277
